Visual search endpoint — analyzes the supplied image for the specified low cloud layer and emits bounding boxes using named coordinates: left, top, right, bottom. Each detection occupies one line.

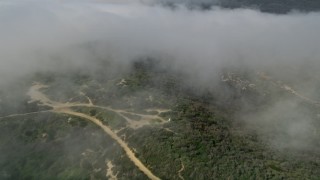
left=1, top=1, right=320, bottom=84
left=1, top=0, right=320, bottom=151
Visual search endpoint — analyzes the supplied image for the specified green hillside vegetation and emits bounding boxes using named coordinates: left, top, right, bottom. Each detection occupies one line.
left=0, top=59, right=319, bottom=179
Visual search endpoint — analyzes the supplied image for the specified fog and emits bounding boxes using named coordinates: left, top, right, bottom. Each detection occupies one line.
left=1, top=0, right=320, bottom=152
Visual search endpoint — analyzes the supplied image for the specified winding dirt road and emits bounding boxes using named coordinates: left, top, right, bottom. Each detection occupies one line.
left=27, top=82, right=161, bottom=180
left=57, top=108, right=160, bottom=180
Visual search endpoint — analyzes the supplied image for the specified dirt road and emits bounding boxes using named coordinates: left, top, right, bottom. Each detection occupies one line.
left=57, top=108, right=160, bottom=180
left=27, top=82, right=161, bottom=180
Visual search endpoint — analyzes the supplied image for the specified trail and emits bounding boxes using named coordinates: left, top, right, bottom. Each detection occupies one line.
left=106, top=161, right=118, bottom=180
left=0, top=110, right=51, bottom=120
left=27, top=82, right=161, bottom=180
left=280, top=84, right=320, bottom=105
left=106, top=107, right=169, bottom=129
left=258, top=72, right=320, bottom=107
left=178, top=160, right=185, bottom=180
left=28, top=82, right=169, bottom=128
